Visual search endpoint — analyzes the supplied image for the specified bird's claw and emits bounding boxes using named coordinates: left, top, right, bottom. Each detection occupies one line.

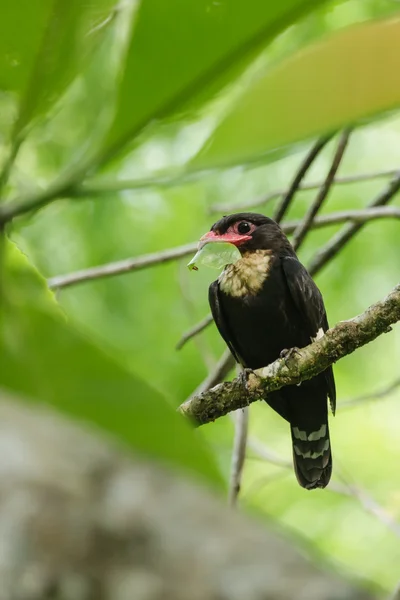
left=280, top=346, right=301, bottom=366
left=239, top=368, right=256, bottom=405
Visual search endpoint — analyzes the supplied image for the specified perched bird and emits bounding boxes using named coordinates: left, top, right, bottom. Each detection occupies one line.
left=200, top=212, right=336, bottom=489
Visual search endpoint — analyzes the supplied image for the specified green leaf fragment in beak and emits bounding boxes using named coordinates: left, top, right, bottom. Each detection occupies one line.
left=187, top=242, right=241, bottom=271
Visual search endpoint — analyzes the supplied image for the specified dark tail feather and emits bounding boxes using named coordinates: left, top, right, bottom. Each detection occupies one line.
left=266, top=381, right=333, bottom=489
left=290, top=420, right=332, bottom=489
left=287, top=379, right=332, bottom=490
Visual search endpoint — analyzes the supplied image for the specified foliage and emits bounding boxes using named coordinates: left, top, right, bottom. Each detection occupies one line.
left=0, top=0, right=400, bottom=593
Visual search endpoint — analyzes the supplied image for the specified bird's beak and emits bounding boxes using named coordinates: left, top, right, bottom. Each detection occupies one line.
left=198, top=230, right=252, bottom=249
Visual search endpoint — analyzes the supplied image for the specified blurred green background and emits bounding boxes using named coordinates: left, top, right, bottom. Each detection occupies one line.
left=1, top=0, right=400, bottom=594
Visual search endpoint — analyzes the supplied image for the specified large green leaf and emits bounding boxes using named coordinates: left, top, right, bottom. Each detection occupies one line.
left=100, top=0, right=330, bottom=162
left=191, top=15, right=400, bottom=169
left=0, top=241, right=223, bottom=487
left=0, top=0, right=117, bottom=139
left=0, top=0, right=52, bottom=95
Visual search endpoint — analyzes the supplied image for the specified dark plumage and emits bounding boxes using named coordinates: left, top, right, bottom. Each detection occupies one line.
left=201, top=213, right=336, bottom=489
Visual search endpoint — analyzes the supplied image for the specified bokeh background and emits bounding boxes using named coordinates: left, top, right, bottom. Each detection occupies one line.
left=1, top=0, right=400, bottom=594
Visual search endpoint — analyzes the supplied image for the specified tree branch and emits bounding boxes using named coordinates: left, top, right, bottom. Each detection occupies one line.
left=340, top=376, right=400, bottom=409
left=179, top=283, right=400, bottom=425
left=292, top=130, right=351, bottom=251
left=308, top=170, right=400, bottom=275
left=210, top=167, right=400, bottom=214
left=48, top=241, right=197, bottom=290
left=176, top=314, right=214, bottom=350
left=284, top=206, right=400, bottom=232
left=273, top=135, right=332, bottom=223
left=184, top=348, right=235, bottom=401
left=228, top=407, right=249, bottom=507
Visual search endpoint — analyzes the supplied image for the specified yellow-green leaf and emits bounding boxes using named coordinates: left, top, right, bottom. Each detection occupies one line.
left=192, top=16, right=400, bottom=168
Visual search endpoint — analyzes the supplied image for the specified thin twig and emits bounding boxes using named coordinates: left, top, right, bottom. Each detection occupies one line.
left=246, top=436, right=400, bottom=538
left=292, top=130, right=351, bottom=251
left=247, top=437, right=291, bottom=468
left=273, top=135, right=333, bottom=223
left=176, top=314, right=214, bottom=350
left=283, top=206, right=400, bottom=232
left=228, top=407, right=249, bottom=507
left=48, top=242, right=197, bottom=290
left=209, top=168, right=400, bottom=214
left=308, top=170, right=400, bottom=275
left=340, top=377, right=400, bottom=409
left=184, top=348, right=235, bottom=401
left=179, top=283, right=400, bottom=424
left=332, top=472, right=400, bottom=539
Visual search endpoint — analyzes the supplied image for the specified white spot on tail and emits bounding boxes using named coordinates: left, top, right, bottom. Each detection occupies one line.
left=292, top=424, right=326, bottom=442
left=308, top=424, right=327, bottom=441
left=294, top=439, right=330, bottom=459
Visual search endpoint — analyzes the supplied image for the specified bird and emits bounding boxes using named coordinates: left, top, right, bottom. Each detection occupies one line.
left=199, top=212, right=336, bottom=490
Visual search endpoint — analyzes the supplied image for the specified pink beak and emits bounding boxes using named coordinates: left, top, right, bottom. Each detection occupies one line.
left=199, top=230, right=252, bottom=249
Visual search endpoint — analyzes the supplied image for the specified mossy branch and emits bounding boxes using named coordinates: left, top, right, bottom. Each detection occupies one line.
left=179, top=284, right=400, bottom=425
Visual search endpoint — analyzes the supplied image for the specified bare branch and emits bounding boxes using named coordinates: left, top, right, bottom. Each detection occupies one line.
left=247, top=436, right=400, bottom=537
left=0, top=167, right=88, bottom=226
left=273, top=135, right=333, bottom=223
left=179, top=283, right=400, bottom=425
left=48, top=242, right=197, bottom=290
left=283, top=206, right=400, bottom=233
left=292, top=130, right=351, bottom=251
left=333, top=478, right=400, bottom=538
left=308, top=170, right=400, bottom=275
left=185, top=348, right=235, bottom=401
left=176, top=314, right=214, bottom=350
left=210, top=168, right=399, bottom=214
left=340, top=377, right=400, bottom=409
left=247, top=437, right=291, bottom=468
left=228, top=408, right=249, bottom=507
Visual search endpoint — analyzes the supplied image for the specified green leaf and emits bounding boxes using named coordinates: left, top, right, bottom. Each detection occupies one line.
left=0, top=0, right=117, bottom=139
left=0, top=241, right=223, bottom=488
left=191, top=15, right=400, bottom=169
left=188, top=242, right=241, bottom=271
left=100, top=0, right=330, bottom=162
left=0, top=0, right=52, bottom=96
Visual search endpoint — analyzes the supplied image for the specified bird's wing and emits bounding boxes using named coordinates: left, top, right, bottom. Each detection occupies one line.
left=281, top=256, right=336, bottom=413
left=208, top=280, right=243, bottom=365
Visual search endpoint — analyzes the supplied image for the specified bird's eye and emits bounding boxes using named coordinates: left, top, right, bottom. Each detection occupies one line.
left=237, top=221, right=251, bottom=234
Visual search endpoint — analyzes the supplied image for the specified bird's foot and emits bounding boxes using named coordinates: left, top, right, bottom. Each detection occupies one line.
left=280, top=347, right=302, bottom=385
left=280, top=346, right=301, bottom=364
left=238, top=368, right=257, bottom=405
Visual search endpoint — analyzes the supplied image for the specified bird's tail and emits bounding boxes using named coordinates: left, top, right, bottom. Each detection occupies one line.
left=288, top=383, right=332, bottom=490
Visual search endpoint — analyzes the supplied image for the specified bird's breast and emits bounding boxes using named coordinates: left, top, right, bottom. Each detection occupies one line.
left=218, top=250, right=273, bottom=298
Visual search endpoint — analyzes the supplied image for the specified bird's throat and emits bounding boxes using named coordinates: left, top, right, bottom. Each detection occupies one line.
left=218, top=250, right=273, bottom=298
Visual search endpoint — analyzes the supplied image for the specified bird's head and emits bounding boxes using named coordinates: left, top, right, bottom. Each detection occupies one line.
left=199, top=213, right=288, bottom=254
